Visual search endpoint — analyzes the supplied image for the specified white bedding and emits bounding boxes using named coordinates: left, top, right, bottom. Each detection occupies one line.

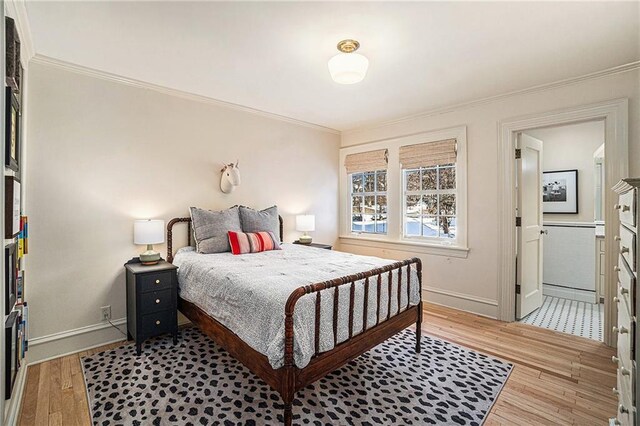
left=173, top=244, right=420, bottom=369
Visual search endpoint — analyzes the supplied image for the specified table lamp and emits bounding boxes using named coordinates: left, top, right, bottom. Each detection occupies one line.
left=134, top=219, right=164, bottom=265
left=296, top=215, right=315, bottom=244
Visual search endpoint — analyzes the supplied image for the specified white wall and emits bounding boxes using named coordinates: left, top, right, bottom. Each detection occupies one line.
left=340, top=68, right=639, bottom=318
left=526, top=120, right=605, bottom=223
left=25, top=61, right=340, bottom=361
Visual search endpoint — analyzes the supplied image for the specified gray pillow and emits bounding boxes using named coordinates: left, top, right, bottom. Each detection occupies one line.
left=190, top=206, right=242, bottom=253
left=239, top=205, right=280, bottom=241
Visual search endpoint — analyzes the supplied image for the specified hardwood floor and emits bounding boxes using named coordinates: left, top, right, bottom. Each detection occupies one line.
left=18, top=302, right=616, bottom=425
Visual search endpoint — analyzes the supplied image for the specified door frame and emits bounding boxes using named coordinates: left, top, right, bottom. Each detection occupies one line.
left=497, top=98, right=629, bottom=347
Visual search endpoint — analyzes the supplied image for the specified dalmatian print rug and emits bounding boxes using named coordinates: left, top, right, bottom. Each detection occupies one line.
left=82, top=327, right=512, bottom=425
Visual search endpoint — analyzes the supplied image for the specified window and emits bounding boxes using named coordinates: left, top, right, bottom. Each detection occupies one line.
left=403, top=164, right=456, bottom=239
left=350, top=170, right=387, bottom=233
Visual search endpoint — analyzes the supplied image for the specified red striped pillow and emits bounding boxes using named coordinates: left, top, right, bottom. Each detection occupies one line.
left=228, top=231, right=281, bottom=255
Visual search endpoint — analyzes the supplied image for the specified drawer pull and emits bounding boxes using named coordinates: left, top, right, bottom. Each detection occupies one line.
left=612, top=356, right=620, bottom=364
left=610, top=419, right=621, bottom=426
left=622, top=205, right=630, bottom=212
left=155, top=299, right=160, bottom=304
left=615, top=236, right=622, bottom=242
left=614, top=266, right=621, bottom=272
left=620, top=246, right=629, bottom=254
left=155, top=320, right=161, bottom=325
left=620, top=367, right=631, bottom=376
left=619, top=404, right=629, bottom=414
left=620, top=287, right=629, bottom=295
left=612, top=387, right=619, bottom=395
left=615, top=204, right=621, bottom=210
left=613, top=326, right=629, bottom=334
left=155, top=279, right=161, bottom=284
left=613, top=297, right=620, bottom=303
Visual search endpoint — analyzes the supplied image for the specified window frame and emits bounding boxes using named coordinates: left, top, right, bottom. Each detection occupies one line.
left=402, top=163, right=458, bottom=243
left=339, top=126, right=468, bottom=257
left=349, top=169, right=388, bottom=235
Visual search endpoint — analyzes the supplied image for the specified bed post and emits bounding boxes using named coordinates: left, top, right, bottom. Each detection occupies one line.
left=415, top=258, right=423, bottom=353
left=283, top=287, right=305, bottom=425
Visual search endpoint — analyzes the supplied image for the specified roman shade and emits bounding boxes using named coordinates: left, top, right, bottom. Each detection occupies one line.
left=344, top=149, right=388, bottom=174
left=399, top=139, right=457, bottom=169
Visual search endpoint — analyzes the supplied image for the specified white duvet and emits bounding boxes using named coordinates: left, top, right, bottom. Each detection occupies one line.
left=173, top=244, right=420, bottom=369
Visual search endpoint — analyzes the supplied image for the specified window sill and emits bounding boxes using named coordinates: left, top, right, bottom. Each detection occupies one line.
left=338, top=235, right=469, bottom=258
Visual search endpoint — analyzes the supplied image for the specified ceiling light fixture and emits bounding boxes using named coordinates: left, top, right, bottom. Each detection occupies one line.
left=328, top=39, right=369, bottom=85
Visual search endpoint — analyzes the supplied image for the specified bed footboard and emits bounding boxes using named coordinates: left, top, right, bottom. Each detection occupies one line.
left=281, top=258, right=423, bottom=425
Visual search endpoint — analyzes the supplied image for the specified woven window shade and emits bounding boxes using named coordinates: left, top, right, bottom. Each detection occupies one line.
left=399, top=139, right=457, bottom=169
left=344, top=149, right=388, bottom=174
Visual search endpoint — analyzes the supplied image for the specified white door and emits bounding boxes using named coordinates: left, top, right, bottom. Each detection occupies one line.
left=516, top=133, right=544, bottom=319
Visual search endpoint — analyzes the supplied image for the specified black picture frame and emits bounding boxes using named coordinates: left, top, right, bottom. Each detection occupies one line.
left=543, top=169, right=579, bottom=214
left=5, top=243, right=17, bottom=315
left=5, top=17, right=22, bottom=93
left=4, top=311, right=19, bottom=400
left=4, top=86, right=20, bottom=173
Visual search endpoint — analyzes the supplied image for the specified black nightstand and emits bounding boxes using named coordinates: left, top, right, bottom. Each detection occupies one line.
left=292, top=241, right=333, bottom=250
left=125, top=259, right=178, bottom=355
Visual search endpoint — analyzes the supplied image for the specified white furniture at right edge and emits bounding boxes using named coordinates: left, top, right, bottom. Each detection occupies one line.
left=612, top=178, right=639, bottom=426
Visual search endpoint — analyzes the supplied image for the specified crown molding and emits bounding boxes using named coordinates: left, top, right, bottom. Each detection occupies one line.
left=4, top=0, right=35, bottom=62
left=343, top=61, right=640, bottom=137
left=30, top=54, right=340, bottom=135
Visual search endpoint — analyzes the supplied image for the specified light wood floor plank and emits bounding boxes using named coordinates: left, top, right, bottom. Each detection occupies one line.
left=18, top=302, right=616, bottom=425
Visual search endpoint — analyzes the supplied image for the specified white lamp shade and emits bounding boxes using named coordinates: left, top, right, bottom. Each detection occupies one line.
left=296, top=215, right=315, bottom=232
left=328, top=53, right=369, bottom=84
left=134, top=219, right=165, bottom=245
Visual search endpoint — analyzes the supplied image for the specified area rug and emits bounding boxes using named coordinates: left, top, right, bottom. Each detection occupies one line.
left=82, top=327, right=512, bottom=425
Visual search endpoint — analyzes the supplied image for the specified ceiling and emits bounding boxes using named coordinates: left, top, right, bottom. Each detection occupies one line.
left=24, top=1, right=640, bottom=131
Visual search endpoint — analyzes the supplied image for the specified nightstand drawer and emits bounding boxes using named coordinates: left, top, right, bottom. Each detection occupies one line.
left=141, top=310, right=175, bottom=337
left=618, top=225, right=636, bottom=272
left=140, top=271, right=173, bottom=293
left=141, top=289, right=173, bottom=313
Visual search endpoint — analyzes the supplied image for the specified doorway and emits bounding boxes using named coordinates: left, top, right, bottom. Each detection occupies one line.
left=515, top=121, right=605, bottom=341
left=497, top=98, right=629, bottom=348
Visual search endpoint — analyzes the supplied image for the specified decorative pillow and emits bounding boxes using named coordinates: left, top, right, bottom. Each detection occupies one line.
left=239, top=205, right=280, bottom=241
left=228, top=231, right=281, bottom=255
left=190, top=206, right=242, bottom=254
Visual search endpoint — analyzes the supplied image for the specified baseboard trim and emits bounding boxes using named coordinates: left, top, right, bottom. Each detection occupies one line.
left=422, top=287, right=498, bottom=319
left=27, top=316, right=192, bottom=364
left=543, top=284, right=596, bottom=303
left=29, top=318, right=127, bottom=347
left=3, top=358, right=28, bottom=425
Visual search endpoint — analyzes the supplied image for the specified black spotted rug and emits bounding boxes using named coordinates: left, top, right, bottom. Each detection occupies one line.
left=81, top=327, right=512, bottom=425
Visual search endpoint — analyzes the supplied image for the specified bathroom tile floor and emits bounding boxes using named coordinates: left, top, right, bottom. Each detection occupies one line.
left=518, top=295, right=603, bottom=341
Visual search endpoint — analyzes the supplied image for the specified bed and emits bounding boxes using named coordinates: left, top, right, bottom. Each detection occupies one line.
left=167, top=216, right=423, bottom=425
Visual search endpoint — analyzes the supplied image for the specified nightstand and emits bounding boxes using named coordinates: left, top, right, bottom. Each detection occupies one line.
left=125, top=259, right=178, bottom=355
left=292, top=241, right=333, bottom=250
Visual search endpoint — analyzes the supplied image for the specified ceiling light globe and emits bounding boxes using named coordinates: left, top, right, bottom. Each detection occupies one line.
left=328, top=53, right=369, bottom=84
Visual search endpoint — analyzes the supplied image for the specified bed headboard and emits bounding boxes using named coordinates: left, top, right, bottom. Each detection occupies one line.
left=166, top=215, right=284, bottom=263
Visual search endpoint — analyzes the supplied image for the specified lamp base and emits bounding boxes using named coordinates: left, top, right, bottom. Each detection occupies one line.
left=139, top=248, right=161, bottom=265
left=298, top=235, right=312, bottom=244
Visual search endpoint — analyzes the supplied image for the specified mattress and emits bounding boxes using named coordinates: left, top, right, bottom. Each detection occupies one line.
left=173, top=244, right=420, bottom=369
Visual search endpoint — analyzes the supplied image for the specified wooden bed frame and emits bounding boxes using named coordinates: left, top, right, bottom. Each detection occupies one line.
left=167, top=217, right=423, bottom=425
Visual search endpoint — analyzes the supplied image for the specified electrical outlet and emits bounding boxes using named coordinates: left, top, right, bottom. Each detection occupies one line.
left=101, top=305, right=111, bottom=321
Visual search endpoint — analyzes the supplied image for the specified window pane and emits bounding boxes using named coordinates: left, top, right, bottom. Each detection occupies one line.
left=440, top=216, right=456, bottom=238
left=422, top=194, right=437, bottom=215
left=405, top=214, right=420, bottom=236
left=351, top=217, right=362, bottom=232
left=422, top=216, right=439, bottom=237
left=352, top=195, right=363, bottom=213
left=363, top=195, right=376, bottom=232
left=352, top=174, right=363, bottom=193
left=439, top=194, right=456, bottom=215
left=376, top=195, right=387, bottom=233
left=422, top=168, right=437, bottom=190
left=376, top=170, right=387, bottom=192
left=439, top=166, right=456, bottom=190
left=405, top=195, right=420, bottom=214
left=364, top=173, right=375, bottom=192
left=405, top=170, right=420, bottom=191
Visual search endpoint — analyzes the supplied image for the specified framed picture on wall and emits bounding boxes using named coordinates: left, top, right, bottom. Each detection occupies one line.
left=543, top=169, right=578, bottom=214
left=5, top=177, right=21, bottom=238
left=4, top=86, right=20, bottom=173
